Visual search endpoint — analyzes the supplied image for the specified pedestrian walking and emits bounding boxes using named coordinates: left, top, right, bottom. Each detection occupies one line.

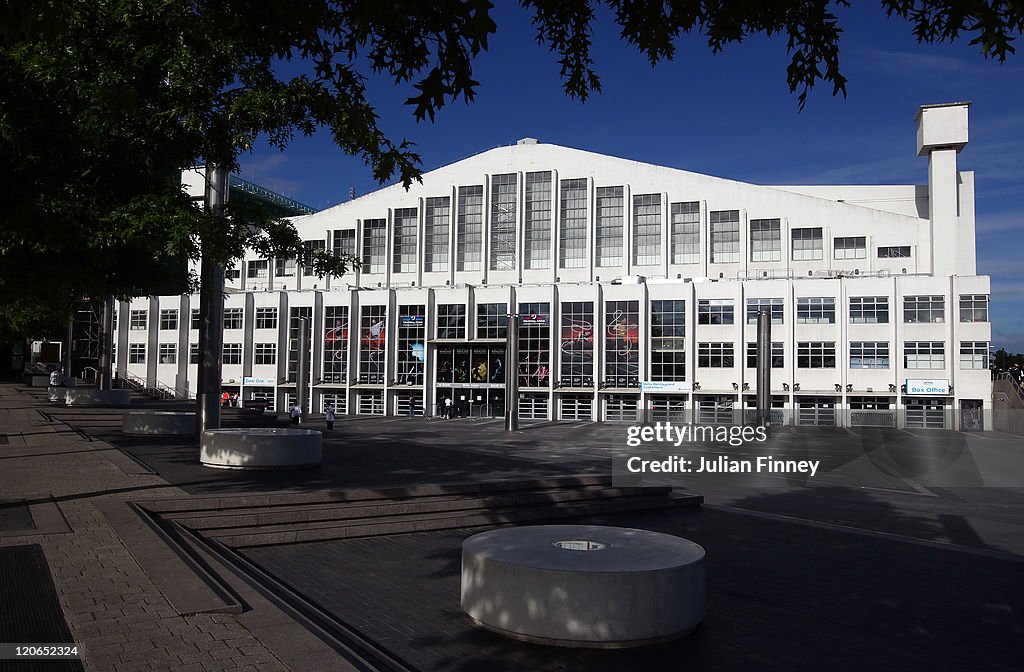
left=444, top=396, right=453, bottom=419
left=230, top=392, right=238, bottom=407
left=325, top=403, right=336, bottom=430
left=221, top=391, right=230, bottom=408
left=289, top=401, right=301, bottom=425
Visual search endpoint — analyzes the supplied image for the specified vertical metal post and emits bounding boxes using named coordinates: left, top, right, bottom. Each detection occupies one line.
left=756, top=310, right=772, bottom=428
left=297, top=316, right=311, bottom=422
left=196, top=164, right=228, bottom=440
left=98, top=296, right=114, bottom=390
left=65, top=314, right=74, bottom=378
left=504, top=313, right=519, bottom=432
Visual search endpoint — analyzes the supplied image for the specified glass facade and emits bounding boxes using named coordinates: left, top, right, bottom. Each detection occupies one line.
left=632, top=194, right=661, bottom=266
left=709, top=210, right=740, bottom=263
left=490, top=174, right=517, bottom=271
left=559, top=301, right=594, bottom=386
left=605, top=301, right=639, bottom=386
left=518, top=303, right=551, bottom=388
left=359, top=305, right=387, bottom=384
left=392, top=207, right=418, bottom=273
left=457, top=185, right=484, bottom=271
left=362, top=219, right=387, bottom=274
left=524, top=172, right=552, bottom=270
left=323, top=306, right=349, bottom=384
left=396, top=305, right=426, bottom=385
left=559, top=179, right=588, bottom=268
left=650, top=300, right=686, bottom=381
left=596, top=187, right=624, bottom=267
left=670, top=202, right=700, bottom=265
left=424, top=197, right=450, bottom=272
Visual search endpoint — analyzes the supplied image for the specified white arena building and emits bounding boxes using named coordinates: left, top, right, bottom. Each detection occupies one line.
left=113, top=101, right=991, bottom=429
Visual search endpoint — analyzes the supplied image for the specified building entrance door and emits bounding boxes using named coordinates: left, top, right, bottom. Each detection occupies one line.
left=905, top=398, right=947, bottom=428
left=436, top=387, right=504, bottom=418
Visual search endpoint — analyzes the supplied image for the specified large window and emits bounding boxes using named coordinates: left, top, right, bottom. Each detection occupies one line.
left=436, top=344, right=505, bottom=385
left=524, top=172, right=552, bottom=270
left=128, top=343, right=146, bottom=364
left=745, top=342, right=784, bottom=368
left=960, top=341, right=989, bottom=369
left=904, top=296, right=945, bottom=323
left=190, top=344, right=200, bottom=364
left=323, top=306, right=349, bottom=384
left=159, top=309, right=178, bottom=330
left=878, top=246, right=911, bottom=258
left=605, top=301, right=640, bottom=386
left=287, top=307, right=312, bottom=382
left=834, top=236, right=866, bottom=260
left=746, top=298, right=783, bottom=325
left=905, top=341, right=945, bottom=369
left=190, top=309, right=200, bottom=330
left=275, top=257, right=296, bottom=278
left=457, top=185, right=484, bottom=271
left=222, top=343, right=242, bottom=365
left=632, top=194, right=661, bottom=266
left=437, top=304, right=466, bottom=339
left=796, top=297, right=836, bottom=324
left=223, top=308, right=243, bottom=330
left=697, top=342, right=734, bottom=368
left=253, top=343, right=276, bottom=366
left=698, top=299, right=734, bottom=325
left=651, top=300, right=686, bottom=381
left=596, top=186, right=624, bottom=267
left=959, top=294, right=989, bottom=322
left=424, top=197, right=450, bottom=272
left=158, top=343, right=176, bottom=365
left=671, top=202, right=700, bottom=265
left=392, top=207, right=418, bottom=273
left=490, top=174, right=517, bottom=271
left=130, top=310, right=147, bottom=330
left=477, top=303, right=508, bottom=339
left=560, top=301, right=594, bottom=385
left=359, top=305, right=386, bottom=384
left=247, top=260, right=269, bottom=279
left=361, top=219, right=387, bottom=274
left=850, top=342, right=890, bottom=369
left=559, top=178, right=588, bottom=268
left=792, top=227, right=824, bottom=261
left=332, top=229, right=356, bottom=259
left=850, top=297, right=889, bottom=324
left=750, top=219, right=781, bottom=263
left=302, top=239, right=325, bottom=276
left=518, top=303, right=551, bottom=387
left=254, top=307, right=278, bottom=330
left=710, top=210, right=740, bottom=264
left=397, top=305, right=426, bottom=385
left=797, top=342, right=836, bottom=368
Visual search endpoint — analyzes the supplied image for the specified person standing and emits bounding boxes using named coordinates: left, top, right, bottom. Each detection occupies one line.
left=444, top=396, right=454, bottom=419
left=49, top=367, right=65, bottom=387
left=289, top=401, right=301, bottom=425
left=325, top=403, right=336, bottom=430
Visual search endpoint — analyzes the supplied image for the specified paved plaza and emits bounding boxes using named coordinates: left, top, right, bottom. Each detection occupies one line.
left=2, top=382, right=1023, bottom=671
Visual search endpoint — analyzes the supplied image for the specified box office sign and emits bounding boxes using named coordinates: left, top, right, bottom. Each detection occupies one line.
left=640, top=381, right=693, bottom=393
left=905, top=379, right=950, bottom=395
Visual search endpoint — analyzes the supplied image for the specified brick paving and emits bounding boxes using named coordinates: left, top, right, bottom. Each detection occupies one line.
left=0, top=385, right=289, bottom=672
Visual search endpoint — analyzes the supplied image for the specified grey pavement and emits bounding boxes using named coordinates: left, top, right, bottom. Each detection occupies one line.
left=3, top=382, right=1024, bottom=671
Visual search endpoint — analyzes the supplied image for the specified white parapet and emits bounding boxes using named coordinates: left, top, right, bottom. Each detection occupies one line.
left=199, top=428, right=322, bottom=470
left=122, top=411, right=195, bottom=435
left=461, top=524, right=705, bottom=648
left=65, top=389, right=132, bottom=407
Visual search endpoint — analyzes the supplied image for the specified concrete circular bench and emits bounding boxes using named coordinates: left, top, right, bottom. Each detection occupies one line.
left=461, top=524, right=705, bottom=648
left=199, top=428, right=322, bottom=469
left=65, top=389, right=132, bottom=407
left=122, top=411, right=195, bottom=435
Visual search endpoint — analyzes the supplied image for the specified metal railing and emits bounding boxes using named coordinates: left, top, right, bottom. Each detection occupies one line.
left=113, top=371, right=193, bottom=400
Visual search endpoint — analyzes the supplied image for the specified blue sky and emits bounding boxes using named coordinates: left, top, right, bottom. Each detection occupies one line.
left=238, top=3, right=1024, bottom=351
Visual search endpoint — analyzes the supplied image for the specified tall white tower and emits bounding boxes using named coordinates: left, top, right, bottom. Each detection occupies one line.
left=915, top=102, right=970, bottom=277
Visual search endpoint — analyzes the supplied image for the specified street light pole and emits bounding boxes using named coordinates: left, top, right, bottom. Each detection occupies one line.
left=504, top=313, right=519, bottom=432
left=756, top=310, right=772, bottom=430
left=296, top=316, right=311, bottom=422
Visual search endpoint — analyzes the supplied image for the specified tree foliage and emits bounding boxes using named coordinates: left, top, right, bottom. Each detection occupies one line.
left=1, top=0, right=1020, bottom=336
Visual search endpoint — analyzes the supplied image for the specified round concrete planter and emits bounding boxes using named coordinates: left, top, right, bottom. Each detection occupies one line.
left=64, top=388, right=132, bottom=407
left=461, top=524, right=705, bottom=648
left=199, top=428, right=322, bottom=470
left=122, top=411, right=195, bottom=435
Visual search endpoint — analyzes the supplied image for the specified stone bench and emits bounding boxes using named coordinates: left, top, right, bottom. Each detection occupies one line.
left=65, top=388, right=132, bottom=407
left=461, top=524, right=705, bottom=648
left=199, top=428, right=322, bottom=470
left=122, top=411, right=195, bottom=435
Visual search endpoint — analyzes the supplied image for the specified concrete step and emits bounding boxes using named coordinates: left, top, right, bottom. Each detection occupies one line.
left=206, top=492, right=701, bottom=548
left=142, top=474, right=617, bottom=514
left=165, top=485, right=665, bottom=530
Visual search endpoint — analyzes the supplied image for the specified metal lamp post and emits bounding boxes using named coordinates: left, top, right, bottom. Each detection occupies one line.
left=755, top=310, right=772, bottom=430
left=504, top=313, right=519, bottom=432
left=196, top=164, right=228, bottom=440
